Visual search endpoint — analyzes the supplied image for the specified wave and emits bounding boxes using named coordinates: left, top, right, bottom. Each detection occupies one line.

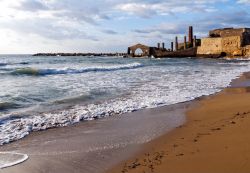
left=2, top=58, right=250, bottom=146
left=0, top=62, right=29, bottom=67
left=0, top=63, right=7, bottom=66
left=0, top=102, right=20, bottom=111
left=223, top=57, right=250, bottom=62
left=54, top=90, right=109, bottom=105
left=11, top=62, right=143, bottom=76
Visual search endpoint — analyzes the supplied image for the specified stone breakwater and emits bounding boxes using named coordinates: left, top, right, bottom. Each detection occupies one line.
left=33, top=53, right=127, bottom=57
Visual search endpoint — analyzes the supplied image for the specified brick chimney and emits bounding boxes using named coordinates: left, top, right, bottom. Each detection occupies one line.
left=189, top=26, right=193, bottom=46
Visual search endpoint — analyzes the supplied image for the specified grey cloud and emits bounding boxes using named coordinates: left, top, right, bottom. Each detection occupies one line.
left=133, top=29, right=153, bottom=34
left=133, top=25, right=187, bottom=35
left=0, top=18, right=98, bottom=41
left=16, top=0, right=48, bottom=11
left=132, top=9, right=250, bottom=39
left=114, top=0, right=228, bottom=18
left=3, top=0, right=248, bottom=45
left=102, top=29, right=118, bottom=34
left=15, top=0, right=111, bottom=25
left=55, top=11, right=99, bottom=25
left=194, top=10, right=250, bottom=33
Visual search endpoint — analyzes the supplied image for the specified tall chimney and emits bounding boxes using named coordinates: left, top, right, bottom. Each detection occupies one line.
left=175, top=36, right=178, bottom=51
left=157, top=43, right=160, bottom=49
left=193, top=35, right=197, bottom=47
left=189, top=26, right=193, bottom=46
left=171, top=42, right=174, bottom=52
left=162, top=42, right=165, bottom=49
left=184, top=36, right=187, bottom=50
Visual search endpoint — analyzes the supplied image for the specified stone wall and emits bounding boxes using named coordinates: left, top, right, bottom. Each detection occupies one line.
left=222, top=36, right=242, bottom=55
left=209, top=28, right=246, bottom=37
left=197, top=37, right=222, bottom=55
left=244, top=45, right=250, bottom=57
left=209, top=28, right=250, bottom=46
left=197, top=36, right=242, bottom=56
left=155, top=48, right=197, bottom=58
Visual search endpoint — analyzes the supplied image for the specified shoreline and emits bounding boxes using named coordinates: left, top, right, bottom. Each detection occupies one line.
left=108, top=72, right=250, bottom=173
left=1, top=72, right=250, bottom=173
left=0, top=100, right=191, bottom=173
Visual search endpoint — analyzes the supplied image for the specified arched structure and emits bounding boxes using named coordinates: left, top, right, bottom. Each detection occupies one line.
left=127, top=44, right=152, bottom=57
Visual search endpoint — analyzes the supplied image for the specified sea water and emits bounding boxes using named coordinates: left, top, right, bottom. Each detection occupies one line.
left=0, top=55, right=250, bottom=145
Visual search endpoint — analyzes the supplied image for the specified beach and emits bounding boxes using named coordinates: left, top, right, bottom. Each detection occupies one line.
left=1, top=56, right=250, bottom=173
left=2, top=72, right=250, bottom=173
left=108, top=72, right=250, bottom=173
left=1, top=0, right=250, bottom=172
left=0, top=101, right=189, bottom=173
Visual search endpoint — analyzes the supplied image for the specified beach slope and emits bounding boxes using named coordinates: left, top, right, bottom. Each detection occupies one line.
left=109, top=74, right=250, bottom=173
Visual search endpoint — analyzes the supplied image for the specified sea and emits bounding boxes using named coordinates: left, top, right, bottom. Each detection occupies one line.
left=0, top=55, right=250, bottom=146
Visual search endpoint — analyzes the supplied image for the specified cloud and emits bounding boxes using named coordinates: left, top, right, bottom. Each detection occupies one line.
left=115, top=0, right=227, bottom=18
left=13, top=0, right=111, bottom=24
left=0, top=17, right=100, bottom=41
left=130, top=9, right=250, bottom=44
left=237, top=0, right=250, bottom=3
left=115, top=3, right=157, bottom=18
left=16, top=0, right=48, bottom=12
left=102, top=29, right=118, bottom=35
left=0, top=0, right=249, bottom=53
left=133, top=23, right=187, bottom=35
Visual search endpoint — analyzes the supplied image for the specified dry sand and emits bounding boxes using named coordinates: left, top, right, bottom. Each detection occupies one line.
left=108, top=73, right=250, bottom=173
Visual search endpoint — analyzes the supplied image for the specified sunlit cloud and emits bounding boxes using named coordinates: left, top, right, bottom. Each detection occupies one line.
left=0, top=0, right=248, bottom=53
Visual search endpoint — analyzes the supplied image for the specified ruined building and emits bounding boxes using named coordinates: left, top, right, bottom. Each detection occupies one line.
left=127, top=26, right=250, bottom=58
left=197, top=28, right=250, bottom=57
left=127, top=26, right=199, bottom=58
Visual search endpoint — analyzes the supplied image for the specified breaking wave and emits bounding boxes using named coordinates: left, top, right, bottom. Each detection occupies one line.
left=0, top=63, right=7, bottom=66
left=2, top=56, right=250, bottom=147
left=0, top=102, right=20, bottom=111
left=0, top=62, right=29, bottom=67
left=11, top=63, right=143, bottom=76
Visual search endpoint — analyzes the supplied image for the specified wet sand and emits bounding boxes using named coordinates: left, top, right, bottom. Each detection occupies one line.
left=0, top=101, right=190, bottom=173
left=108, top=72, right=250, bottom=173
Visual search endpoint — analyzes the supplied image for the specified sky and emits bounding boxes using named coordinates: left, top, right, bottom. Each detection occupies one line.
left=0, top=0, right=250, bottom=54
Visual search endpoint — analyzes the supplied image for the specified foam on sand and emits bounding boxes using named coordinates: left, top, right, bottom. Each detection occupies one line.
left=0, top=152, right=28, bottom=169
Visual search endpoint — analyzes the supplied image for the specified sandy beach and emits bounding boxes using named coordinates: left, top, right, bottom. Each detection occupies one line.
left=108, top=72, right=250, bottom=173
left=1, top=0, right=250, bottom=172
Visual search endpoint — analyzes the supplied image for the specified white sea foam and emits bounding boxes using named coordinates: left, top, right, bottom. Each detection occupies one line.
left=0, top=62, right=250, bottom=145
left=1, top=58, right=250, bottom=146
left=0, top=152, right=28, bottom=169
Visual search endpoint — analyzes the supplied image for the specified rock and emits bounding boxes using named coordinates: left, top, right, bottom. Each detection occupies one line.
left=232, top=49, right=243, bottom=56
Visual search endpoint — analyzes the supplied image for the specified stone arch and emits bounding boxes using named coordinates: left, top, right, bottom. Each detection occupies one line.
left=128, top=44, right=151, bottom=57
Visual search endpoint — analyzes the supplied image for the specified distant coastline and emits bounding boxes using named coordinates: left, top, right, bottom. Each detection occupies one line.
left=33, top=52, right=127, bottom=57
